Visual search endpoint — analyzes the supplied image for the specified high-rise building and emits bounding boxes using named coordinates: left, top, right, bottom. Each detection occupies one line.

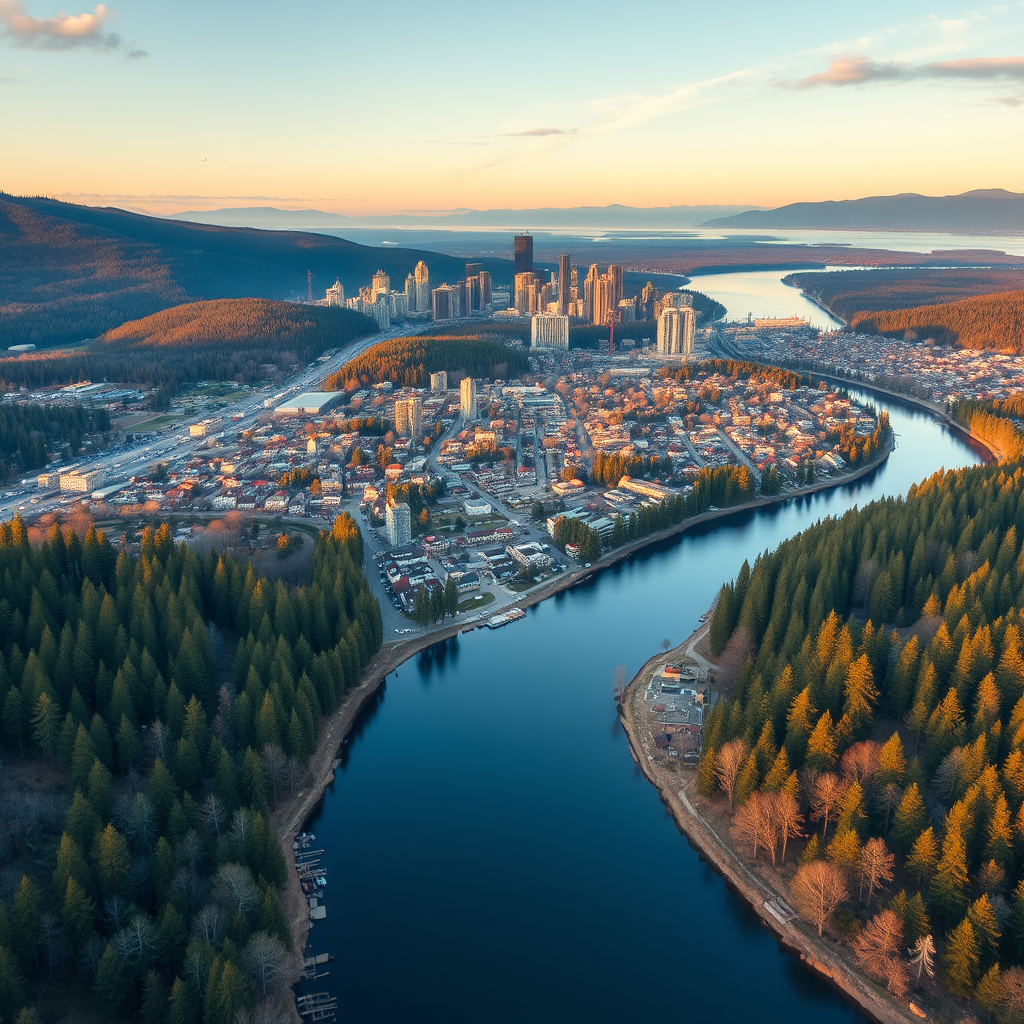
left=460, top=377, right=477, bottom=421
left=593, top=276, right=613, bottom=326
left=608, top=264, right=623, bottom=307
left=395, top=395, right=423, bottom=439
left=640, top=281, right=656, bottom=320
left=432, top=283, right=457, bottom=320
left=531, top=313, right=570, bottom=349
left=478, top=270, right=492, bottom=308
left=617, top=298, right=636, bottom=322
left=465, top=275, right=481, bottom=314
left=370, top=296, right=391, bottom=329
left=514, top=272, right=540, bottom=315
left=680, top=305, right=696, bottom=356
left=389, top=291, right=409, bottom=319
left=386, top=501, right=412, bottom=548
left=514, top=234, right=533, bottom=275
left=430, top=371, right=448, bottom=391
left=657, top=307, right=682, bottom=354
left=583, top=264, right=599, bottom=322
left=465, top=262, right=482, bottom=279
left=371, top=270, right=390, bottom=300
left=414, top=261, right=430, bottom=312
left=404, top=273, right=416, bottom=310
left=558, top=254, right=571, bottom=315
left=325, top=279, right=344, bottom=306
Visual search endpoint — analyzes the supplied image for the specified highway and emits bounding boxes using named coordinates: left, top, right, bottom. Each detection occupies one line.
left=0, top=320, right=445, bottom=524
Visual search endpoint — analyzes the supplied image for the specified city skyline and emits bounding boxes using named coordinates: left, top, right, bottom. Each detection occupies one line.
left=1, top=0, right=1022, bottom=215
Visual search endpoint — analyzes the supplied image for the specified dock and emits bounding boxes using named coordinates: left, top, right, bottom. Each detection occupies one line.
left=486, top=607, right=526, bottom=629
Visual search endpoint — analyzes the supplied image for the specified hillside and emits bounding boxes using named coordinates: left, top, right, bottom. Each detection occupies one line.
left=327, top=329, right=530, bottom=389
left=787, top=269, right=1024, bottom=322
left=704, top=189, right=1024, bottom=232
left=0, top=298, right=375, bottom=399
left=850, top=291, right=1024, bottom=353
left=0, top=193, right=477, bottom=349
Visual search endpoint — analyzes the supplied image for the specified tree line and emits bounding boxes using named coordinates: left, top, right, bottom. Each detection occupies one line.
left=327, top=333, right=530, bottom=390
left=0, top=404, right=110, bottom=483
left=0, top=300, right=376, bottom=404
left=951, top=399, right=1024, bottom=462
left=0, top=512, right=381, bottom=1023
left=700, top=460, right=1024, bottom=1011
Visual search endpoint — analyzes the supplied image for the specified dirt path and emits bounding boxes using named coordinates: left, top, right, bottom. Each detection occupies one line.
left=270, top=436, right=901, bottom=1017
left=619, top=635, right=920, bottom=1024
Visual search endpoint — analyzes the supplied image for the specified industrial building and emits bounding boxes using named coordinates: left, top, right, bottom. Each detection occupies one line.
left=273, top=392, right=343, bottom=418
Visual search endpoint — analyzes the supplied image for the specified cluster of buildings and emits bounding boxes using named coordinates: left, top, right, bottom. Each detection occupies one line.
left=729, top=326, right=1024, bottom=403
left=317, top=261, right=506, bottom=328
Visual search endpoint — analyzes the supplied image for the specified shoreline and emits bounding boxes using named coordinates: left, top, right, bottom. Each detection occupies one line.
left=272, top=433, right=899, bottom=1011
left=617, top=636, right=917, bottom=1024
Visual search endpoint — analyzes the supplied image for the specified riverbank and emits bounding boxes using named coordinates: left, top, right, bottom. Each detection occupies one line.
left=271, top=433, right=899, bottom=1010
left=618, top=637, right=918, bottom=1024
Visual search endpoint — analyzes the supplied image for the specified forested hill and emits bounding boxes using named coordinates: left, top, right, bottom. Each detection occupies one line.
left=0, top=299, right=376, bottom=401
left=0, top=193, right=480, bottom=350
left=851, top=291, right=1024, bottom=354
left=700, top=459, right=1024, bottom=1008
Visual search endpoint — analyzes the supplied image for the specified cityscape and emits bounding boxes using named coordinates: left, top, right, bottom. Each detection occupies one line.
left=2, top=2, right=1024, bottom=1024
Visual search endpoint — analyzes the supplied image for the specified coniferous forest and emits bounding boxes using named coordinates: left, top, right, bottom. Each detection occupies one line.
left=700, top=459, right=1024, bottom=1008
left=0, top=404, right=111, bottom=482
left=0, top=513, right=381, bottom=1024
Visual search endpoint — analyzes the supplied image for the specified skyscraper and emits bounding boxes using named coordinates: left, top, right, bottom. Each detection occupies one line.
left=531, top=313, right=570, bottom=349
left=414, top=261, right=430, bottom=312
left=558, top=254, right=571, bottom=315
left=325, top=279, right=344, bottom=306
left=465, top=262, right=482, bottom=279
left=514, top=234, right=533, bottom=275
left=608, top=264, right=623, bottom=307
left=514, top=272, right=540, bottom=315
left=371, top=270, right=390, bottom=300
left=657, top=307, right=682, bottom=354
left=430, top=371, right=448, bottom=391
left=432, top=284, right=456, bottom=320
left=395, top=396, right=423, bottom=439
left=680, top=306, right=696, bottom=356
left=386, top=501, right=412, bottom=548
left=478, top=270, right=492, bottom=308
left=460, top=377, right=477, bottom=421
left=593, top=276, right=613, bottom=326
left=404, top=273, right=416, bottom=310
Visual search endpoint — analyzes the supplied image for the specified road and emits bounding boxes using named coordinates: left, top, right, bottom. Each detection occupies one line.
left=0, top=320, right=446, bottom=524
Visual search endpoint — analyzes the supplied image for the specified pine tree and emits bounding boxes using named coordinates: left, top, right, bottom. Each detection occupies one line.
left=891, top=783, right=928, bottom=855
left=930, top=827, right=970, bottom=925
left=61, top=877, right=96, bottom=950
left=805, top=710, right=838, bottom=771
left=943, top=918, right=981, bottom=998
left=92, top=823, right=131, bottom=901
left=907, top=827, right=939, bottom=890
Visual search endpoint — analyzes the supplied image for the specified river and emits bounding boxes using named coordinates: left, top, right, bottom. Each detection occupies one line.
left=297, top=274, right=986, bottom=1023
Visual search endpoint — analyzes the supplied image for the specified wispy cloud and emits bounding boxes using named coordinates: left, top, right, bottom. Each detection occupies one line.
left=0, top=74, right=24, bottom=81
left=0, top=1, right=145, bottom=54
left=500, top=127, right=578, bottom=137
left=795, top=53, right=1024, bottom=88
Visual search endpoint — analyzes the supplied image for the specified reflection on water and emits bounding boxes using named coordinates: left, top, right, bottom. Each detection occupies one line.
left=301, top=391, right=980, bottom=1024
left=688, top=268, right=844, bottom=329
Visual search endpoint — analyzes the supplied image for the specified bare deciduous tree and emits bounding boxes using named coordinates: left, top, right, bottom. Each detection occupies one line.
left=201, top=793, right=226, bottom=841
left=714, top=739, right=749, bottom=810
left=731, top=790, right=804, bottom=866
left=774, top=790, right=804, bottom=864
left=998, top=966, right=1024, bottom=1020
left=840, top=740, right=881, bottom=789
left=858, top=836, right=895, bottom=907
left=213, top=862, right=259, bottom=919
left=192, top=903, right=228, bottom=946
left=242, top=931, right=290, bottom=997
left=874, top=782, right=903, bottom=833
left=808, top=772, right=847, bottom=838
left=908, top=934, right=936, bottom=985
left=790, top=860, right=848, bottom=937
left=283, top=757, right=306, bottom=796
left=113, top=914, right=159, bottom=970
left=853, top=909, right=907, bottom=997
left=262, top=744, right=288, bottom=803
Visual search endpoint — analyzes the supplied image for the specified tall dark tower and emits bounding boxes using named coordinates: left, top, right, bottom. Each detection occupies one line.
left=558, top=253, right=571, bottom=315
left=513, top=234, right=533, bottom=275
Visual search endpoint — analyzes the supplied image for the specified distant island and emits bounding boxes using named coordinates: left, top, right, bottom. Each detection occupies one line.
left=704, top=189, right=1024, bottom=233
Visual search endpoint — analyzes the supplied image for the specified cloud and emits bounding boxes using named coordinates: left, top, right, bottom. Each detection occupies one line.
left=0, top=1, right=142, bottom=53
left=796, top=53, right=1024, bottom=88
left=500, top=127, right=578, bottom=137
left=0, top=74, right=25, bottom=82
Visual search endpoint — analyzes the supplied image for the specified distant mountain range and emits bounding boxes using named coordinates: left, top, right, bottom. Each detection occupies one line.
left=703, top=189, right=1024, bottom=233
left=170, top=204, right=759, bottom=231
left=0, top=194, right=487, bottom=349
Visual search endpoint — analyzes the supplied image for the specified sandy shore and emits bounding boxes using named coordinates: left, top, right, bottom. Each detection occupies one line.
left=618, top=640, right=919, bottom=1024
left=271, top=437, right=901, bottom=1015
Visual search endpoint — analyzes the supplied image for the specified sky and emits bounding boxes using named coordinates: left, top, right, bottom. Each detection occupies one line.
left=0, top=0, right=1023, bottom=216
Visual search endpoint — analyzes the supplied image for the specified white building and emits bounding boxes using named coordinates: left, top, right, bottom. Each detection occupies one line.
left=386, top=501, right=412, bottom=547
left=430, top=371, right=448, bottom=391
left=531, top=313, right=570, bottom=349
left=325, top=279, right=345, bottom=306
left=60, top=469, right=105, bottom=493
left=395, top=396, right=423, bottom=439
left=460, top=377, right=477, bottom=421
left=415, top=261, right=430, bottom=313
left=657, top=307, right=695, bottom=355
left=371, top=269, right=390, bottom=300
